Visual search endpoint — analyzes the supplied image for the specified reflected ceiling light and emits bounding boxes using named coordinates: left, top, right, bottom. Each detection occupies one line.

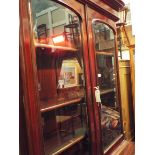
left=52, top=35, right=65, bottom=44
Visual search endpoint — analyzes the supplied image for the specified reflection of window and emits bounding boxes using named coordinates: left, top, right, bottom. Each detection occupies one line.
left=118, top=50, right=130, bottom=60
left=93, top=22, right=115, bottom=51
left=33, top=2, right=80, bottom=48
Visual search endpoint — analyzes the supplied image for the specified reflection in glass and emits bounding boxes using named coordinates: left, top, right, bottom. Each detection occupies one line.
left=32, top=0, right=81, bottom=49
left=30, top=0, right=88, bottom=154
left=93, top=22, right=115, bottom=52
left=96, top=55, right=115, bottom=90
left=41, top=101, right=87, bottom=155
left=93, top=21, right=122, bottom=151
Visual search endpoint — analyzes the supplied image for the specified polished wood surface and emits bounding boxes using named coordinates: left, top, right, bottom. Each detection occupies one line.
left=102, top=0, right=125, bottom=11
left=51, top=135, right=85, bottom=155
left=96, top=51, right=114, bottom=55
left=40, top=97, right=83, bottom=112
left=19, top=0, right=44, bottom=154
left=37, top=51, right=57, bottom=99
left=19, top=69, right=29, bottom=155
left=100, top=88, right=114, bottom=95
left=119, top=142, right=135, bottom=155
left=111, top=140, right=135, bottom=155
left=86, top=6, right=103, bottom=155
left=86, top=5, right=123, bottom=154
left=77, top=0, right=121, bottom=21
left=104, top=135, right=124, bottom=155
left=35, top=43, right=78, bottom=51
left=129, top=46, right=135, bottom=119
left=77, top=0, right=125, bottom=12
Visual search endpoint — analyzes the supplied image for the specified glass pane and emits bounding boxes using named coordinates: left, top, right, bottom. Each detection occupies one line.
left=93, top=22, right=115, bottom=52
left=31, top=1, right=88, bottom=154
left=41, top=101, right=87, bottom=155
left=32, top=0, right=81, bottom=49
left=96, top=55, right=115, bottom=90
left=93, top=21, right=122, bottom=151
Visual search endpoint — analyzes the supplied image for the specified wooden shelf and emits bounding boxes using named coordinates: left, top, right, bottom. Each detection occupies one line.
left=44, top=128, right=86, bottom=155
left=35, top=42, right=78, bottom=52
left=52, top=135, right=85, bottom=155
left=40, top=97, right=83, bottom=113
left=57, top=85, right=83, bottom=90
left=96, top=51, right=114, bottom=56
left=100, top=88, right=114, bottom=95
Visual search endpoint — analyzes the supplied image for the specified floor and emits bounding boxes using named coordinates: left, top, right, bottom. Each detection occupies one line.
left=111, top=140, right=135, bottom=155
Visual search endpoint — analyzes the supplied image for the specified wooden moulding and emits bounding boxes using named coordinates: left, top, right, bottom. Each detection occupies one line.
left=104, top=134, right=124, bottom=155
left=100, top=88, right=114, bottom=95
left=77, top=0, right=125, bottom=21
left=87, top=0, right=119, bottom=22
left=20, top=0, right=45, bottom=154
left=101, top=0, right=125, bottom=11
left=52, top=135, right=85, bottom=155
left=35, top=43, right=78, bottom=52
left=96, top=51, right=114, bottom=56
left=40, top=97, right=83, bottom=113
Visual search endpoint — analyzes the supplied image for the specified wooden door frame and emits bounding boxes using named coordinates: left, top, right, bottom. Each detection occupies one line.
left=19, top=0, right=45, bottom=154
left=84, top=5, right=124, bottom=155
left=19, top=64, right=29, bottom=155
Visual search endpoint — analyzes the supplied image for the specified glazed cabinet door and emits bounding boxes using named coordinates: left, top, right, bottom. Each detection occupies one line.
left=86, top=6, right=123, bottom=155
left=20, top=0, right=96, bottom=155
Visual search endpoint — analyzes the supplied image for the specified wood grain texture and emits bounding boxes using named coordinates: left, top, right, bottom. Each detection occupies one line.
left=101, top=0, right=125, bottom=11
left=77, top=0, right=124, bottom=21
left=119, top=142, right=135, bottom=155
left=20, top=0, right=44, bottom=154
left=111, top=140, right=135, bottom=155
left=36, top=49, right=57, bottom=99
left=129, top=46, right=135, bottom=119
left=85, top=5, right=123, bottom=154
left=19, top=68, right=29, bottom=155
left=119, top=60, right=134, bottom=140
left=40, top=97, right=83, bottom=112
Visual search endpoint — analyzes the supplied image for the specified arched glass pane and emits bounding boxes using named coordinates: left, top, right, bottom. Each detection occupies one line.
left=32, top=0, right=81, bottom=49
left=30, top=1, right=88, bottom=154
left=93, top=22, right=115, bottom=52
left=93, top=21, right=122, bottom=152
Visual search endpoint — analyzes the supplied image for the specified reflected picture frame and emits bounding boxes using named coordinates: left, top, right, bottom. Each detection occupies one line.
left=61, top=65, right=77, bottom=88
